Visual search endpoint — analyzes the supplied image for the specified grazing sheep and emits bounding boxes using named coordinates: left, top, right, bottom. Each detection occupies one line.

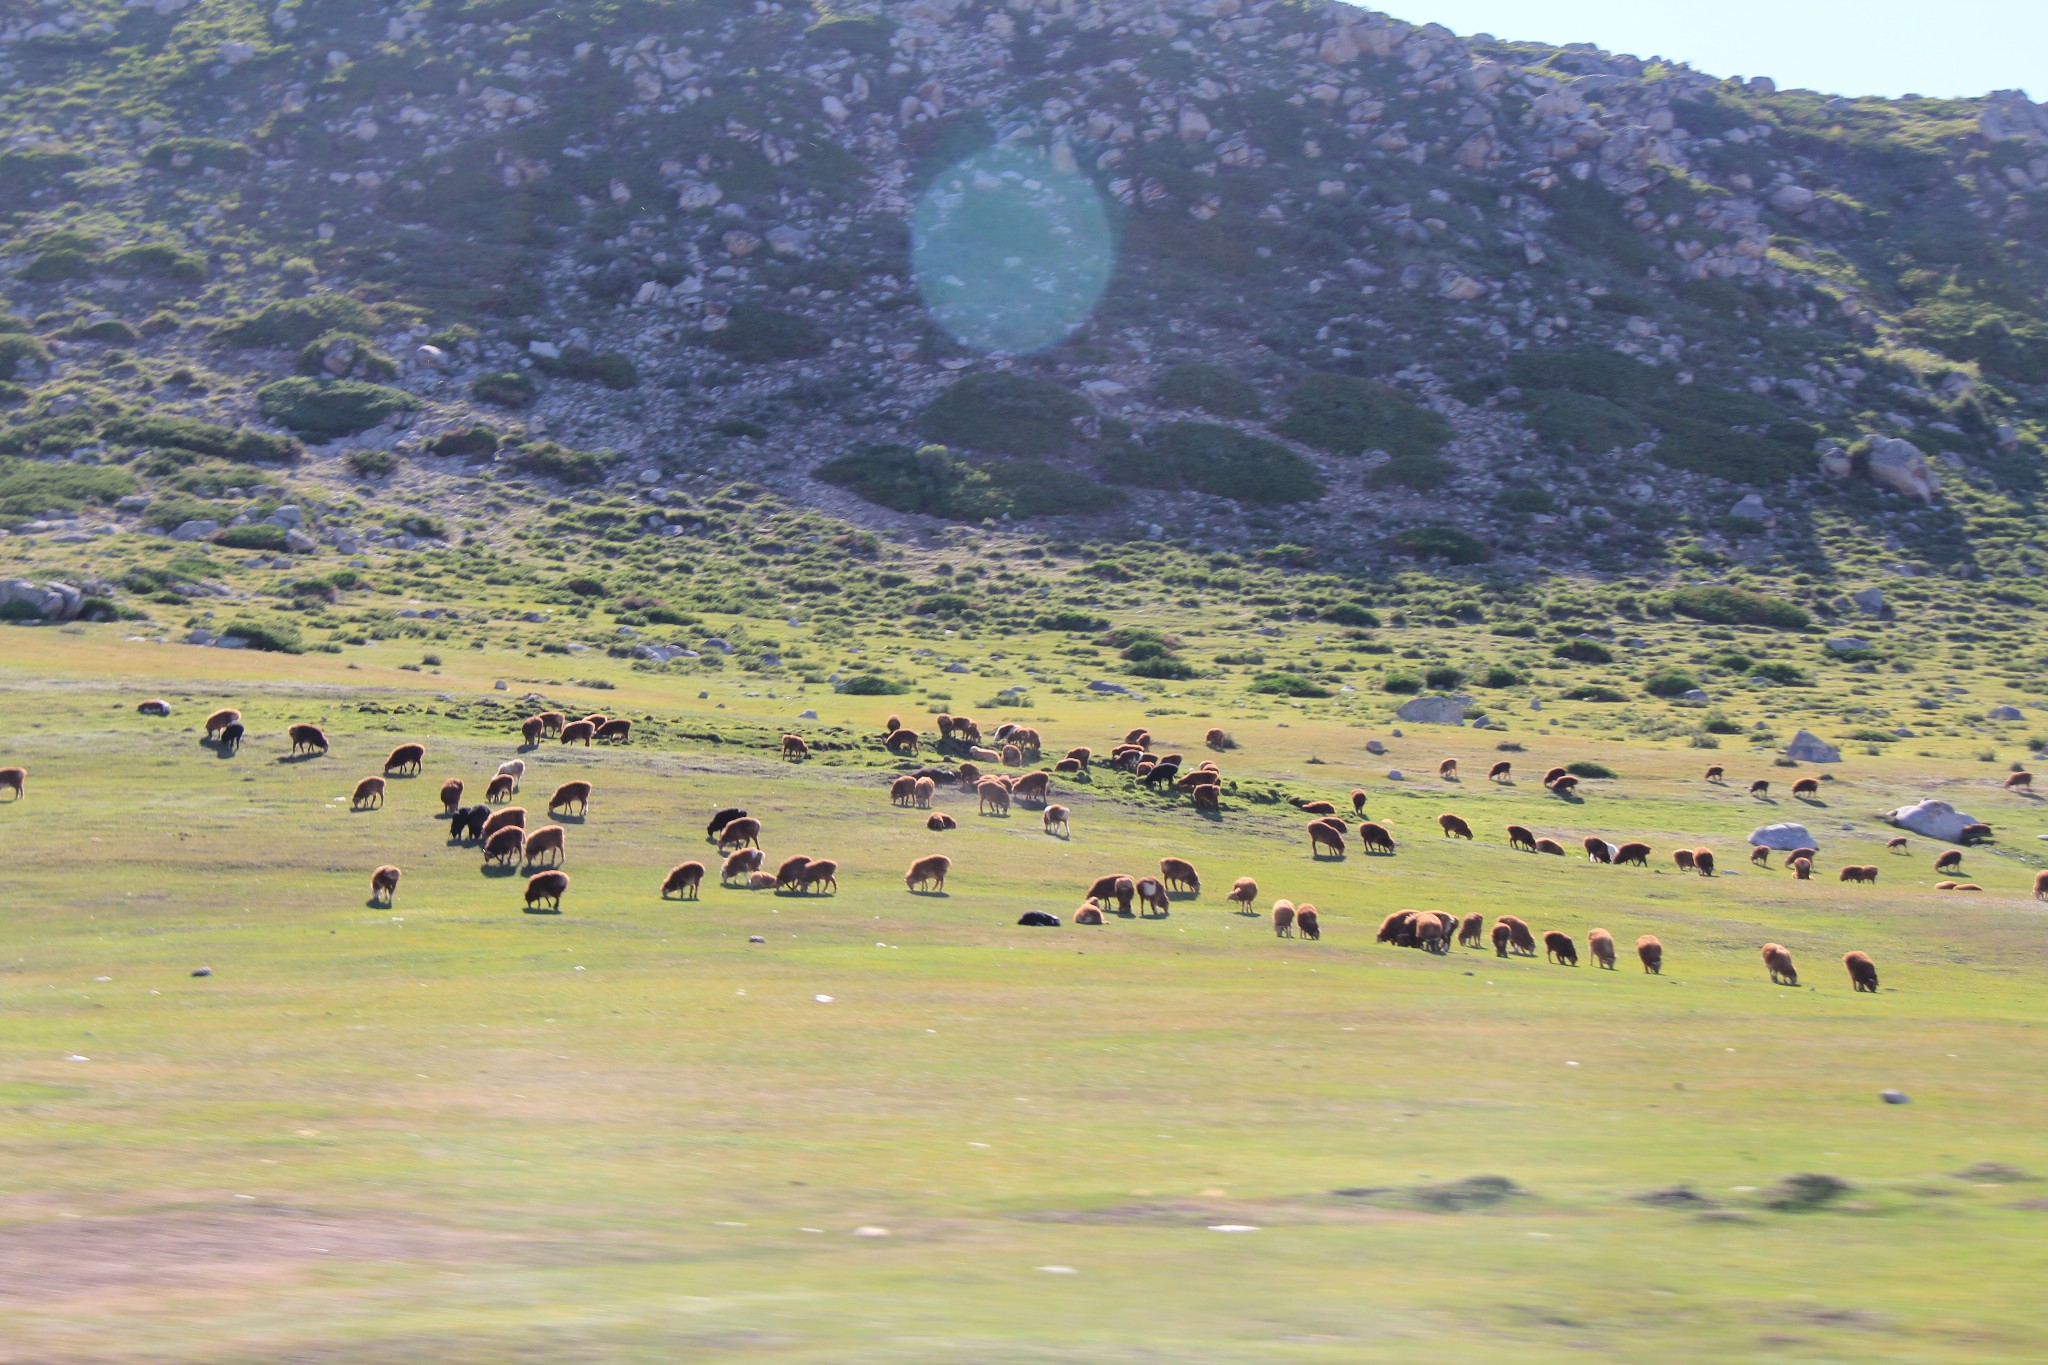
left=1704, top=765, right=1725, bottom=784
left=1112, top=877, right=1137, bottom=915
left=1792, top=777, right=1819, bottom=798
left=484, top=826, right=525, bottom=866
left=0, top=766, right=24, bottom=801
left=1749, top=779, right=1769, bottom=798
left=522, top=716, right=546, bottom=746
left=351, top=776, right=386, bottom=810
left=288, top=723, right=329, bottom=756
left=1488, top=761, right=1512, bottom=782
left=1762, top=943, right=1797, bottom=986
left=1351, top=788, right=1368, bottom=814
left=774, top=855, right=812, bottom=892
left=1838, top=865, right=1873, bottom=884
left=2005, top=771, right=2033, bottom=791
left=1584, top=835, right=1613, bottom=864
left=1934, top=849, right=1964, bottom=873
left=1124, top=728, right=1151, bottom=749
left=1693, top=848, right=1716, bottom=877
left=1192, top=784, right=1221, bottom=813
left=497, top=759, right=525, bottom=788
left=1550, top=774, right=1580, bottom=797
left=781, top=734, right=810, bottom=761
left=2035, top=869, right=2048, bottom=901
left=579, top=714, right=608, bottom=731
left=707, top=808, right=748, bottom=839
left=219, top=722, right=244, bottom=753
left=1535, top=838, right=1567, bottom=857
left=1438, top=813, right=1474, bottom=840
left=661, top=862, right=705, bottom=899
left=913, top=777, right=937, bottom=810
left=1544, top=931, right=1578, bottom=966
left=718, top=817, right=763, bottom=851
left=1001, top=744, right=1024, bottom=768
left=536, top=711, right=566, bottom=737
left=1298, top=800, right=1338, bottom=816
left=1959, top=823, right=1993, bottom=845
left=1064, top=746, right=1093, bottom=768
left=1750, top=845, right=1771, bottom=866
left=1269, top=896, right=1302, bottom=941
left=1887, top=836, right=1909, bottom=854
left=1458, top=912, right=1486, bottom=948
left=1358, top=821, right=1395, bottom=855
left=1227, top=877, right=1258, bottom=912
left=1043, top=804, right=1071, bottom=837
left=1791, top=857, right=1813, bottom=879
left=889, top=776, right=917, bottom=807
left=384, top=743, right=425, bottom=775
left=721, top=848, right=765, bottom=882
left=1075, top=901, right=1104, bottom=925
left=1844, top=951, right=1879, bottom=993
left=798, top=860, right=840, bottom=895
left=1506, top=823, right=1538, bottom=852
left=927, top=812, right=958, bottom=831
left=439, top=779, right=465, bottom=814
left=935, top=713, right=956, bottom=741
left=1491, top=922, right=1513, bottom=957
left=1588, top=928, right=1617, bottom=969
left=1541, top=766, right=1569, bottom=788
left=1501, top=916, right=1537, bottom=956
left=453, top=805, right=489, bottom=843
left=134, top=698, right=170, bottom=717
left=1296, top=906, right=1321, bottom=940
left=977, top=778, right=1012, bottom=816
left=559, top=720, right=596, bottom=747
left=1084, top=874, right=1126, bottom=904
left=1787, top=846, right=1818, bottom=865
left=595, top=718, right=633, bottom=745
left=955, top=762, right=983, bottom=792
left=1159, top=858, right=1200, bottom=894
left=1175, top=770, right=1220, bottom=793
left=1135, top=878, right=1171, bottom=916
left=1414, top=912, right=1448, bottom=954
left=370, top=865, right=401, bottom=906
left=524, top=870, right=570, bottom=911
left=1054, top=758, right=1083, bottom=775
left=548, top=781, right=592, bottom=817
left=203, top=707, right=241, bottom=739
left=884, top=728, right=920, bottom=755
left=1637, top=935, right=1662, bottom=974
left=905, top=854, right=951, bottom=892
left=523, top=824, right=567, bottom=868
left=1309, top=823, right=1346, bottom=859
left=486, top=774, right=516, bottom=803
left=1377, top=911, right=1417, bottom=946
left=1614, top=842, right=1652, bottom=867
left=1012, top=771, right=1053, bottom=806
left=954, top=718, right=982, bottom=744
left=1205, top=728, right=1234, bottom=751
left=1438, top=758, right=1458, bottom=780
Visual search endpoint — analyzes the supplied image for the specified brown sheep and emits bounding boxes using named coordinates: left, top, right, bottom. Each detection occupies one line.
left=1952, top=883, right=1984, bottom=892
left=1762, top=943, right=1797, bottom=986
left=718, top=817, right=763, bottom=851
left=1614, top=842, right=1652, bottom=867
left=889, top=776, right=917, bottom=807
left=1438, top=758, right=1458, bottom=780
left=1787, top=846, right=1818, bottom=865
left=927, top=812, right=958, bottom=832
left=884, top=728, right=920, bottom=755
left=2005, top=771, right=2034, bottom=790
left=1309, top=823, right=1346, bottom=858
left=1491, top=922, right=1513, bottom=957
left=1838, top=865, right=1875, bottom=884
left=1043, top=804, right=1071, bottom=837
left=1312, top=816, right=1351, bottom=836
left=384, top=743, right=425, bottom=775
left=1001, top=744, right=1024, bottom=768
left=780, top=734, right=810, bottom=761
left=548, top=781, right=592, bottom=817
left=1205, top=728, right=1233, bottom=751
left=799, top=860, right=840, bottom=895
left=1637, top=935, right=1662, bottom=974
left=1749, top=779, right=1770, bottom=798
left=1550, top=774, right=1580, bottom=797
left=913, top=777, right=937, bottom=809
left=1501, top=916, right=1537, bottom=956
left=559, top=720, right=596, bottom=747
left=288, top=723, right=329, bottom=756
left=486, top=774, right=516, bottom=804
left=1414, top=912, right=1448, bottom=954
left=1377, top=911, right=1417, bottom=945
left=439, top=779, right=465, bottom=814
left=497, top=760, right=525, bottom=788
left=905, top=854, right=951, bottom=892
left=1535, top=838, right=1567, bottom=856
left=1159, top=858, right=1200, bottom=894
left=2035, top=869, right=2048, bottom=901
left=1844, top=951, right=1879, bottom=993
left=1358, top=821, right=1395, bottom=855
left=1124, top=727, right=1151, bottom=749
left=482, top=806, right=527, bottom=838
left=1458, top=912, right=1485, bottom=948
left=203, top=707, right=242, bottom=740
left=1506, top=823, right=1538, bottom=852
left=1064, top=746, right=1093, bottom=768
left=977, top=779, right=1012, bottom=816
left=1886, top=836, right=1909, bottom=854
left=1584, top=836, right=1613, bottom=864
left=579, top=714, right=608, bottom=731
left=1541, top=766, right=1569, bottom=787
left=351, top=776, right=386, bottom=810
left=1588, top=928, right=1617, bottom=970
left=1227, top=877, right=1258, bottom=912
left=1298, top=800, right=1338, bottom=816
left=1488, top=760, right=1512, bottom=782
left=774, top=855, right=812, bottom=891
left=484, top=826, right=525, bottom=866
left=524, top=870, right=569, bottom=912
left=1959, top=823, right=1993, bottom=845
left=1192, top=783, right=1222, bottom=813
left=1792, top=777, right=1819, bottom=798
left=721, top=848, right=765, bottom=882
left=523, top=824, right=567, bottom=868
left=969, top=746, right=1002, bottom=765
left=534, top=711, right=565, bottom=737
left=1439, top=813, right=1474, bottom=840
left=1111, top=877, right=1137, bottom=915
left=1545, top=931, right=1578, bottom=966
left=595, top=718, right=633, bottom=745
left=954, top=718, right=982, bottom=744
left=1134, top=878, right=1171, bottom=917
left=370, top=865, right=401, bottom=906
left=1012, top=771, right=1053, bottom=806
left=1054, top=758, right=1083, bottom=775
left=1296, top=906, right=1321, bottom=940
left=1934, top=849, right=1964, bottom=873
left=1750, top=844, right=1771, bottom=866
left=956, top=761, right=983, bottom=791
left=935, top=713, right=956, bottom=741
left=1351, top=788, right=1368, bottom=814
left=884, top=715, right=903, bottom=735
left=1791, top=857, right=1813, bottom=879
left=522, top=716, right=546, bottom=746
left=1693, top=848, right=1716, bottom=877
left=1175, top=770, right=1220, bottom=792
left=661, top=862, right=705, bottom=899
left=1704, top=765, right=1725, bottom=784
left=746, top=872, right=779, bottom=890
left=1075, top=901, right=1104, bottom=925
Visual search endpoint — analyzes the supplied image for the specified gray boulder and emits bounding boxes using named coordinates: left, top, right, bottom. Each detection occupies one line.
left=1396, top=694, right=1470, bottom=725
left=1887, top=799, right=1981, bottom=842
left=171, top=518, right=220, bottom=541
left=1728, top=492, right=1768, bottom=520
left=1989, top=705, right=2024, bottom=721
left=1681, top=688, right=1712, bottom=704
left=1852, top=587, right=1886, bottom=616
left=1825, top=638, right=1870, bottom=654
left=1365, top=739, right=1387, bottom=755
left=1784, top=730, right=1842, bottom=763
left=284, top=529, right=318, bottom=553
left=1749, top=822, right=1816, bottom=852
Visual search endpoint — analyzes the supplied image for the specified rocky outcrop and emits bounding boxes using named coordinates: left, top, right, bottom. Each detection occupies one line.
left=1864, top=438, right=1942, bottom=502
left=1887, top=800, right=1982, bottom=842
left=0, top=579, right=84, bottom=620
left=1784, top=730, right=1842, bottom=763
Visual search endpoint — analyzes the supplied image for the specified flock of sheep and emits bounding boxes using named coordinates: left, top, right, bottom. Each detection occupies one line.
left=5, top=698, right=2040, bottom=1001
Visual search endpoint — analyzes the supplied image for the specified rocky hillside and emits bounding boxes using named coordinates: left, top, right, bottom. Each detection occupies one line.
left=4, top=0, right=2048, bottom=584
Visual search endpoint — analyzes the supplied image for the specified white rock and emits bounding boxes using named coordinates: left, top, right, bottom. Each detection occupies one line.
left=218, top=41, right=257, bottom=65
left=1396, top=695, right=1468, bottom=725
left=1177, top=108, right=1212, bottom=140
left=1749, top=822, right=1815, bottom=852
left=1887, top=799, right=1982, bottom=842
left=1784, top=730, right=1842, bottom=763
left=1865, top=436, right=1941, bottom=502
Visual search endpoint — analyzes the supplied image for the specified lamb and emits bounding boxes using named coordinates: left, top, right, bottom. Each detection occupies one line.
left=1535, top=838, right=1567, bottom=856
left=1205, top=728, right=1234, bottom=751
left=661, top=862, right=705, bottom=899
left=1844, top=951, right=1879, bottom=993
left=559, top=720, right=596, bottom=747
left=1227, top=877, right=1258, bottom=912
left=1749, top=780, right=1770, bottom=798
left=496, top=759, right=525, bottom=788
left=1043, top=804, right=1071, bottom=837
left=1583, top=836, right=1613, bottom=864
left=747, top=872, right=779, bottom=890
left=1959, top=823, right=1993, bottom=845
left=384, top=743, right=425, bottom=775
left=1792, top=777, right=1819, bottom=798
left=1614, top=842, right=1651, bottom=867
left=578, top=714, right=608, bottom=731
left=905, top=854, right=951, bottom=892
left=1549, top=774, right=1580, bottom=797
left=798, top=860, right=840, bottom=895
left=977, top=779, right=1012, bottom=816
left=1886, top=836, right=1909, bottom=854
left=1158, top=858, right=1199, bottom=894
left=1297, top=799, right=1338, bottom=816
left=1309, top=823, right=1346, bottom=858
left=720, top=848, right=765, bottom=882
left=1505, top=823, right=1538, bottom=852
left=1541, top=766, right=1569, bottom=788
left=1438, top=758, right=1458, bottom=780
left=1750, top=845, right=1771, bottom=866
left=1413, top=912, right=1448, bottom=954
left=453, top=805, right=489, bottom=843
left=1491, top=922, right=1512, bottom=957
left=1636, top=935, right=1663, bottom=974
left=548, top=781, right=592, bottom=817
left=884, top=728, right=920, bottom=755
left=956, top=762, right=983, bottom=791
left=288, top=723, right=328, bottom=756
left=483, top=826, right=525, bottom=866
left=1458, top=912, right=1486, bottom=948
left=440, top=779, right=465, bottom=814
left=524, top=870, right=569, bottom=912
left=351, top=776, right=386, bottom=810
left=1295, top=906, right=1320, bottom=940
left=1065, top=747, right=1093, bottom=768
left=370, top=865, right=401, bottom=906
left=1075, top=901, right=1104, bottom=925
left=1112, top=877, right=1137, bottom=915
left=1544, top=931, right=1578, bottom=966
left=486, top=774, right=516, bottom=803
left=706, top=807, right=747, bottom=839
left=218, top=722, right=243, bottom=753
left=717, top=817, right=763, bottom=851
left=1787, top=846, right=1818, bottom=865
left=1351, top=788, right=1368, bottom=814
left=523, top=824, right=567, bottom=868
left=1791, top=857, right=1813, bottom=879
left=1358, top=821, right=1395, bottom=855
left=1124, top=728, right=1151, bottom=749
left=1704, top=765, right=1724, bottom=783
left=1438, top=813, right=1474, bottom=840
left=1587, top=928, right=1616, bottom=970
left=1934, top=849, right=1964, bottom=873
left=780, top=734, right=810, bottom=761
left=1488, top=760, right=1512, bottom=782
left=927, top=813, right=958, bottom=831
left=774, top=855, right=812, bottom=892
left=1693, top=849, right=1716, bottom=877
left=1192, top=784, right=1221, bottom=813
left=1839, top=865, right=1878, bottom=884
left=595, top=718, right=633, bottom=745
left=1762, top=943, right=1798, bottom=986
left=914, top=777, right=937, bottom=809
left=1054, top=758, right=1084, bottom=775
left=1135, top=878, right=1171, bottom=916
left=1001, top=744, right=1024, bottom=768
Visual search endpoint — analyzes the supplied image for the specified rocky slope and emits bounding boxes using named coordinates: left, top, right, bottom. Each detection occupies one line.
left=3, top=0, right=2047, bottom=584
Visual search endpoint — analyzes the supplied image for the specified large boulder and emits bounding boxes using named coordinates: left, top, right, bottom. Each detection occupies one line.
left=1784, top=730, right=1842, bottom=763
left=0, top=579, right=82, bottom=621
left=1396, top=694, right=1469, bottom=725
left=1989, top=705, right=2024, bottom=721
left=1750, top=822, right=1816, bottom=852
left=1887, top=799, right=1982, bottom=842
left=1864, top=437, right=1941, bottom=502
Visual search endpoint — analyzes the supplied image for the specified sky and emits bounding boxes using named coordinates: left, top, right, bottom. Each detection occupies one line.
left=1382, top=1, right=2047, bottom=100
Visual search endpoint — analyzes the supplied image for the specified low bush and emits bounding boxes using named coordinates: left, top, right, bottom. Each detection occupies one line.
left=817, top=443, right=1006, bottom=519
left=919, top=373, right=1091, bottom=457
left=213, top=524, right=290, bottom=551
left=103, top=414, right=298, bottom=464
left=1277, top=374, right=1451, bottom=459
left=1036, top=610, right=1110, bottom=631
left=471, top=371, right=538, bottom=407
left=144, top=138, right=253, bottom=173
left=1322, top=602, right=1380, bottom=627
left=17, top=248, right=96, bottom=282
left=1249, top=672, right=1332, bottom=697
left=1476, top=664, right=1524, bottom=688
left=1553, top=638, right=1614, bottom=663
left=1750, top=661, right=1811, bottom=685
left=1562, top=684, right=1627, bottom=701
left=839, top=674, right=909, bottom=695
left=1382, top=671, right=1422, bottom=694
left=0, top=456, right=138, bottom=519
left=0, top=333, right=53, bottom=380
left=257, top=378, right=418, bottom=440
left=218, top=294, right=373, bottom=348
left=58, top=317, right=142, bottom=344
left=425, top=425, right=500, bottom=458
left=1368, top=452, right=1454, bottom=490
left=102, top=243, right=207, bottom=283
left=1668, top=585, right=1809, bottom=629
left=295, top=332, right=397, bottom=381
left=534, top=348, right=638, bottom=389
left=1566, top=760, right=1618, bottom=779
left=1154, top=363, right=1263, bottom=419
left=347, top=448, right=398, bottom=478
left=706, top=307, right=826, bottom=362
left=1645, top=669, right=1699, bottom=697
left=1390, top=526, right=1491, bottom=564
left=1103, top=422, right=1322, bottom=505
left=506, top=442, right=620, bottom=486
left=1424, top=665, right=1464, bottom=688
left=219, top=618, right=303, bottom=653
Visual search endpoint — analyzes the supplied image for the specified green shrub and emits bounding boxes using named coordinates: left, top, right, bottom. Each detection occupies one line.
left=839, top=674, right=909, bottom=695
left=0, top=599, right=43, bottom=621
left=1477, top=664, right=1523, bottom=688
left=919, top=373, right=1092, bottom=456
left=1249, top=672, right=1332, bottom=698
left=295, top=332, right=397, bottom=380
left=58, top=317, right=141, bottom=344
left=506, top=442, right=619, bottom=486
left=0, top=456, right=138, bottom=519
left=1390, top=526, right=1491, bottom=564
left=102, top=415, right=298, bottom=464
left=213, top=523, right=290, bottom=551
left=18, top=248, right=96, bottom=282
left=1703, top=715, right=1745, bottom=735
left=816, top=443, right=1006, bottom=519
left=1155, top=363, right=1263, bottom=419
left=1668, top=585, right=1809, bottom=629
left=1322, top=602, right=1381, bottom=627
left=805, top=11, right=897, bottom=55
left=1036, top=610, right=1110, bottom=631
left=102, top=243, right=208, bottom=283
left=1368, top=452, right=1454, bottom=490
left=1645, top=669, right=1699, bottom=697
left=1131, top=656, right=1200, bottom=680
left=145, top=138, right=254, bottom=173
left=1382, top=671, right=1422, bottom=693
left=561, top=576, right=609, bottom=597
left=219, top=295, right=374, bottom=348
left=1750, top=661, right=1811, bottom=685
left=1424, top=665, right=1465, bottom=688
left=706, top=307, right=827, bottom=362
left=1104, top=422, right=1322, bottom=505
left=0, top=333, right=53, bottom=381
left=534, top=348, right=638, bottom=389
left=257, top=378, right=418, bottom=440
left=1566, top=760, right=1618, bottom=779
left=220, top=618, right=302, bottom=653
left=1505, top=346, right=1663, bottom=402
left=1277, top=374, right=1451, bottom=459
left=1562, top=684, right=1626, bottom=702
left=347, top=448, right=398, bottom=478
left=426, top=425, right=500, bottom=458
left=1846, top=728, right=1896, bottom=744
left=1495, top=486, right=1555, bottom=514
left=1553, top=638, right=1614, bottom=663
left=917, top=592, right=974, bottom=616
left=1516, top=388, right=1647, bottom=454
left=471, top=371, right=538, bottom=408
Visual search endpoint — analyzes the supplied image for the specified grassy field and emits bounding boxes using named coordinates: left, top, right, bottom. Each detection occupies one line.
left=2, top=620, right=2047, bottom=1364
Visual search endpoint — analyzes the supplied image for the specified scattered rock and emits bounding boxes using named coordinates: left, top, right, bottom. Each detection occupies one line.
left=1749, top=822, right=1816, bottom=852
left=1824, top=638, right=1869, bottom=654
left=1882, top=1090, right=1910, bottom=1104
left=1989, top=705, right=2024, bottom=720
left=1784, top=730, right=1842, bottom=763
left=1396, top=695, right=1469, bottom=725
left=1365, top=739, right=1387, bottom=755
left=1852, top=588, right=1887, bottom=616
left=1886, top=799, right=1982, bottom=842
